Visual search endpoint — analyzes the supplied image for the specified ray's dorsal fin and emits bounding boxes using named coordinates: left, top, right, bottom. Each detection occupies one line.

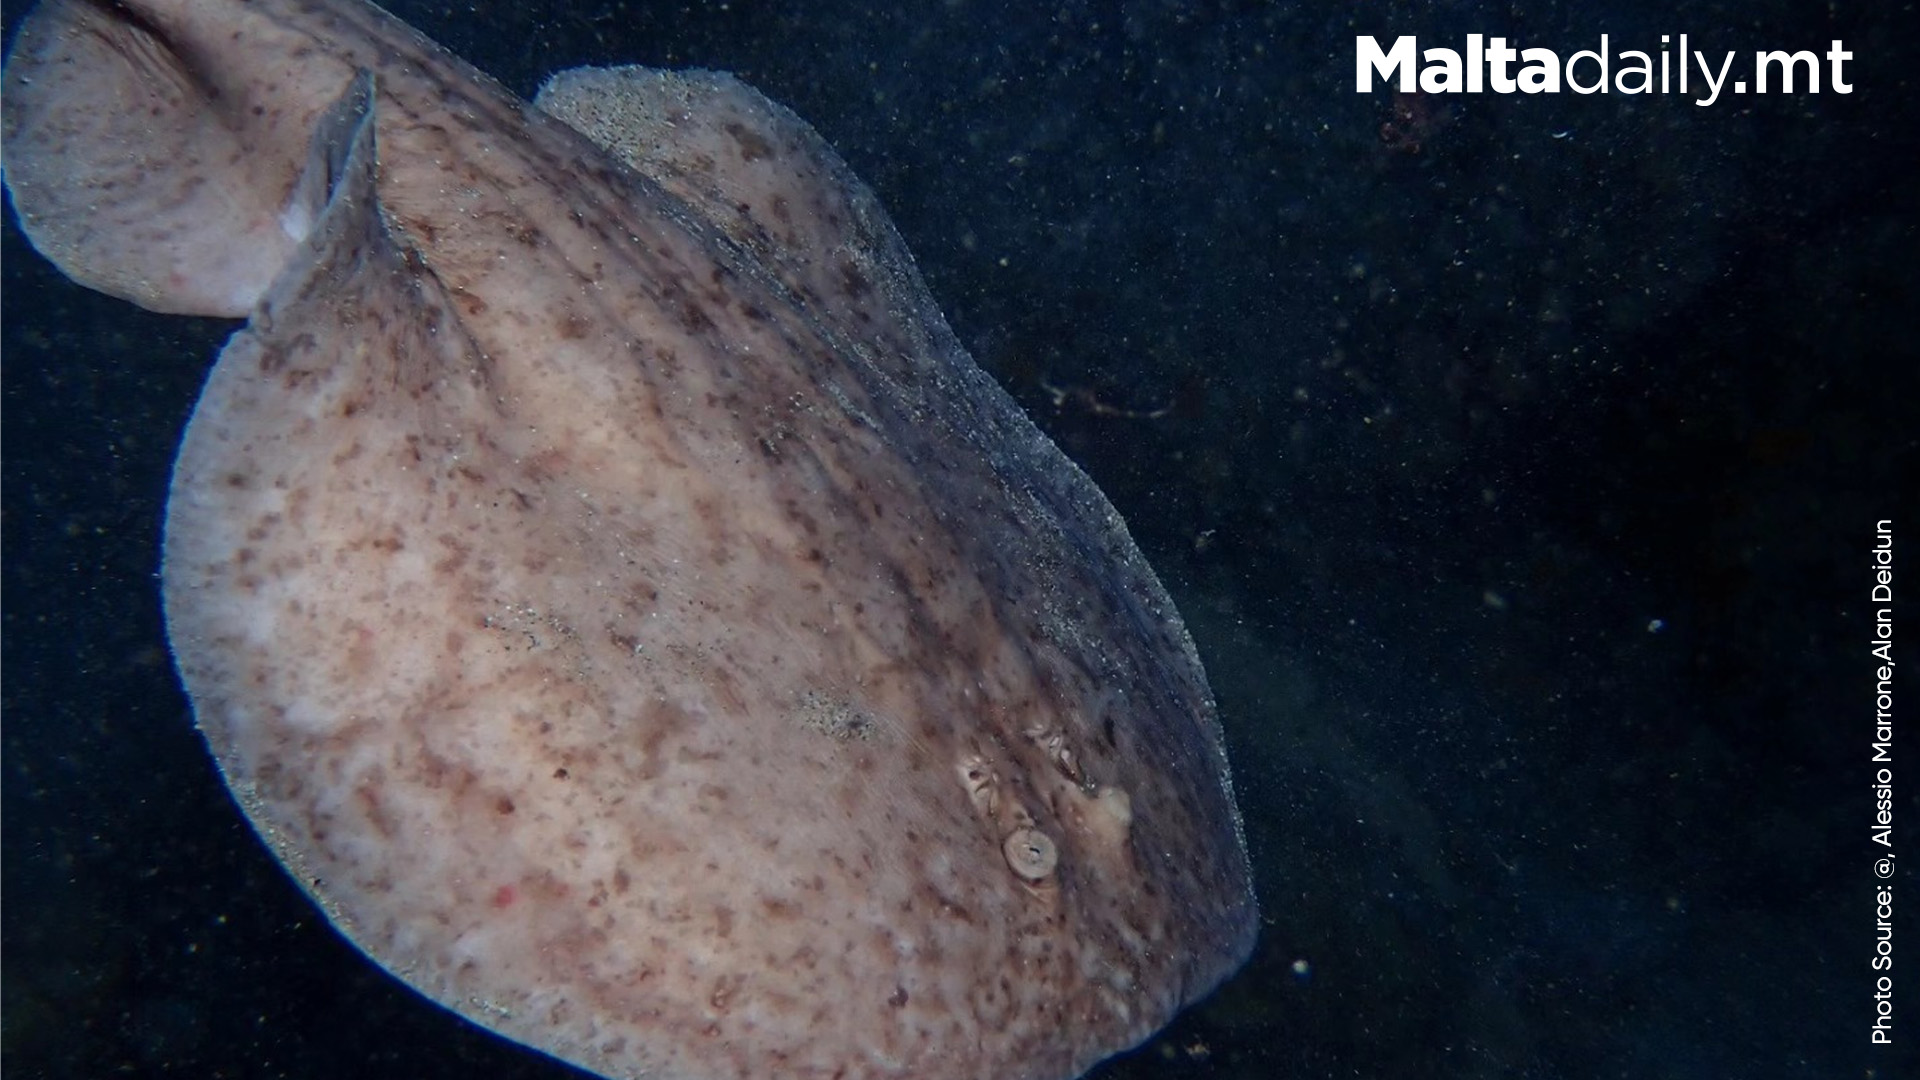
left=168, top=65, right=492, bottom=513
left=1, top=0, right=336, bottom=316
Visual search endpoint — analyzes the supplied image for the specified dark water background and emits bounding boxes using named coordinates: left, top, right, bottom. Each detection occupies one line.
left=4, top=0, right=1916, bottom=1076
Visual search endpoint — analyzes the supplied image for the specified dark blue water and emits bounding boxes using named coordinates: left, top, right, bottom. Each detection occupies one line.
left=4, top=1, right=1915, bottom=1077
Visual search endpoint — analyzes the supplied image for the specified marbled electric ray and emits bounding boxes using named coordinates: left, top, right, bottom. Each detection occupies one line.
left=1, top=0, right=1257, bottom=1076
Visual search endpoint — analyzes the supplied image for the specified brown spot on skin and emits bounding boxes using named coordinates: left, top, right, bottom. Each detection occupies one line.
left=725, top=121, right=774, bottom=162
left=709, top=665, right=747, bottom=715
left=636, top=700, right=693, bottom=780
left=416, top=752, right=478, bottom=796
left=434, top=535, right=470, bottom=574
left=494, top=796, right=515, bottom=815
left=679, top=299, right=714, bottom=335
left=451, top=288, right=487, bottom=316
left=714, top=906, right=735, bottom=938
left=354, top=781, right=396, bottom=839
left=838, top=257, right=870, bottom=300
left=888, top=985, right=909, bottom=1008
left=343, top=624, right=379, bottom=680
left=400, top=216, right=439, bottom=245
left=708, top=974, right=746, bottom=1014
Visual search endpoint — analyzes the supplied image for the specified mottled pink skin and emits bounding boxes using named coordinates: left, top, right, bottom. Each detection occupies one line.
left=1, top=2, right=1257, bottom=1078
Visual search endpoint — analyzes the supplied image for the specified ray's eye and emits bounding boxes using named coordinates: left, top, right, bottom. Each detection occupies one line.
left=1002, top=828, right=1058, bottom=882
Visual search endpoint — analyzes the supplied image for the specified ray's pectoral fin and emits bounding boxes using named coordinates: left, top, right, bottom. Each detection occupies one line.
left=247, top=70, right=401, bottom=347
left=2, top=0, right=344, bottom=316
